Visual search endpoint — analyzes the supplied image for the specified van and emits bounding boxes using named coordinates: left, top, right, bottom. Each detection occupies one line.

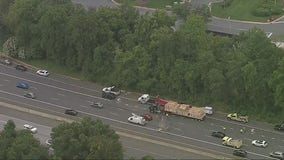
left=203, top=106, right=213, bottom=115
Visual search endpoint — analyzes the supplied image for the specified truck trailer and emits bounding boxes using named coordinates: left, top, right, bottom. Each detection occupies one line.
left=164, top=101, right=206, bottom=120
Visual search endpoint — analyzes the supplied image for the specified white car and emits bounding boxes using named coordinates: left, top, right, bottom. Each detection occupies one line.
left=36, top=70, right=49, bottom=77
left=128, top=113, right=146, bottom=126
left=23, top=124, right=37, bottom=134
left=138, top=94, right=150, bottom=104
left=252, top=140, right=268, bottom=147
left=102, top=86, right=120, bottom=95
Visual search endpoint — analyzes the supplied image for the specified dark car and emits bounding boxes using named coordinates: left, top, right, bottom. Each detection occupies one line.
left=102, top=92, right=116, bottom=100
left=15, top=65, right=27, bottom=71
left=233, top=149, right=247, bottom=157
left=141, top=114, right=153, bottom=121
left=65, top=109, right=78, bottom=116
left=211, top=131, right=226, bottom=138
left=24, top=92, right=35, bottom=99
left=274, top=124, right=284, bottom=131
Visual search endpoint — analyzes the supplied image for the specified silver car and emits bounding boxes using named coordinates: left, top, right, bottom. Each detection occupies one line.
left=252, top=140, right=268, bottom=147
left=90, top=102, right=103, bottom=108
left=270, top=152, right=284, bottom=160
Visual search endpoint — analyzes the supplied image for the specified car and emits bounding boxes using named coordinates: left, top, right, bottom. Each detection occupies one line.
left=16, top=82, right=29, bottom=89
left=270, top=151, right=284, bottom=160
left=90, top=102, right=103, bottom=108
left=141, top=113, right=153, bottom=121
left=23, top=124, right=37, bottom=134
left=102, top=86, right=120, bottom=96
left=24, top=92, right=35, bottom=99
left=4, top=59, right=12, bottom=65
left=15, top=65, right=27, bottom=71
left=233, top=149, right=247, bottom=157
left=274, top=123, right=284, bottom=131
left=36, top=70, right=49, bottom=76
left=252, top=140, right=268, bottom=147
left=211, top=131, right=226, bottom=138
left=45, top=139, right=52, bottom=146
left=128, top=113, right=146, bottom=126
left=65, top=109, right=78, bottom=116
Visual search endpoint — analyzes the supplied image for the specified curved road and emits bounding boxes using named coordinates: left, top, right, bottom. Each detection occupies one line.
left=71, top=0, right=284, bottom=38
left=1, top=61, right=284, bottom=159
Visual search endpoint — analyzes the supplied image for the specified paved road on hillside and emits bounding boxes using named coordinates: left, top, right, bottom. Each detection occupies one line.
left=1, top=61, right=284, bottom=159
left=71, top=0, right=284, bottom=37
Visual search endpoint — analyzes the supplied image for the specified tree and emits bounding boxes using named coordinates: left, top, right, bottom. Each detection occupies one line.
left=51, top=118, right=123, bottom=160
left=0, top=120, right=49, bottom=160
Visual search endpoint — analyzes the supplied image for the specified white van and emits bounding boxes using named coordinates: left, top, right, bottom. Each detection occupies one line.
left=203, top=106, right=213, bottom=115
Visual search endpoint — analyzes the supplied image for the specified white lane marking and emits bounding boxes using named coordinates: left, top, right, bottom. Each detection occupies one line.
left=124, top=145, right=172, bottom=159
left=143, top=108, right=147, bottom=110
left=57, top=93, right=65, bottom=96
left=86, top=100, right=93, bottom=103
left=271, top=137, right=275, bottom=140
left=30, top=87, right=37, bottom=90
left=0, top=99, right=272, bottom=159
left=51, top=98, right=59, bottom=101
left=244, top=138, right=253, bottom=141
left=110, top=112, right=118, bottom=116
left=0, top=114, right=52, bottom=130
left=261, top=135, right=265, bottom=137
left=117, top=108, right=123, bottom=111
left=279, top=145, right=284, bottom=148
left=3, top=79, right=10, bottom=82
left=0, top=72, right=105, bottom=100
left=125, top=104, right=129, bottom=106
left=80, top=105, right=88, bottom=108
left=173, top=127, right=181, bottom=131
left=177, top=122, right=185, bottom=125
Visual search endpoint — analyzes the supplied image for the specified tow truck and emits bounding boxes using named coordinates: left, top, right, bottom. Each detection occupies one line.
left=227, top=113, right=248, bottom=123
left=222, top=136, right=242, bottom=149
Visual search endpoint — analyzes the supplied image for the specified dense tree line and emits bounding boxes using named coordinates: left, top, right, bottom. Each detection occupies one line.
left=1, top=0, right=283, bottom=122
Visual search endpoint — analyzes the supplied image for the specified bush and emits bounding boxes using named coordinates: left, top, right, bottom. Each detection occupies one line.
left=252, top=0, right=283, bottom=17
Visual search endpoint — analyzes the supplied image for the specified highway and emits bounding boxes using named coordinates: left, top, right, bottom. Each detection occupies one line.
left=1, top=61, right=284, bottom=159
left=0, top=106, right=214, bottom=159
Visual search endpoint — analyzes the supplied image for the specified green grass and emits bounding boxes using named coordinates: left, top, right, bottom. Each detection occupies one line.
left=22, top=59, right=85, bottom=80
left=211, top=0, right=284, bottom=22
left=114, top=0, right=184, bottom=9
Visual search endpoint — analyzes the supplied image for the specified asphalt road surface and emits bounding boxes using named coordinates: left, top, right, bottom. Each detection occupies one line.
left=1, top=61, right=284, bottom=159
left=0, top=106, right=215, bottom=159
left=71, top=0, right=284, bottom=37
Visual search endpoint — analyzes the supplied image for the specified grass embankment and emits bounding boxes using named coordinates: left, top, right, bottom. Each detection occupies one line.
left=211, top=0, right=284, bottom=22
left=114, top=0, right=183, bottom=9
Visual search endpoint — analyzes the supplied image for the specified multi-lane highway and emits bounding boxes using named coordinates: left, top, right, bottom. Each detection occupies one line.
left=1, top=60, right=284, bottom=159
left=0, top=103, right=215, bottom=159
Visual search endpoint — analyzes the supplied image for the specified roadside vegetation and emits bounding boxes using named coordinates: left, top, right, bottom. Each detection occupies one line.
left=211, top=0, right=284, bottom=22
left=0, top=0, right=284, bottom=123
